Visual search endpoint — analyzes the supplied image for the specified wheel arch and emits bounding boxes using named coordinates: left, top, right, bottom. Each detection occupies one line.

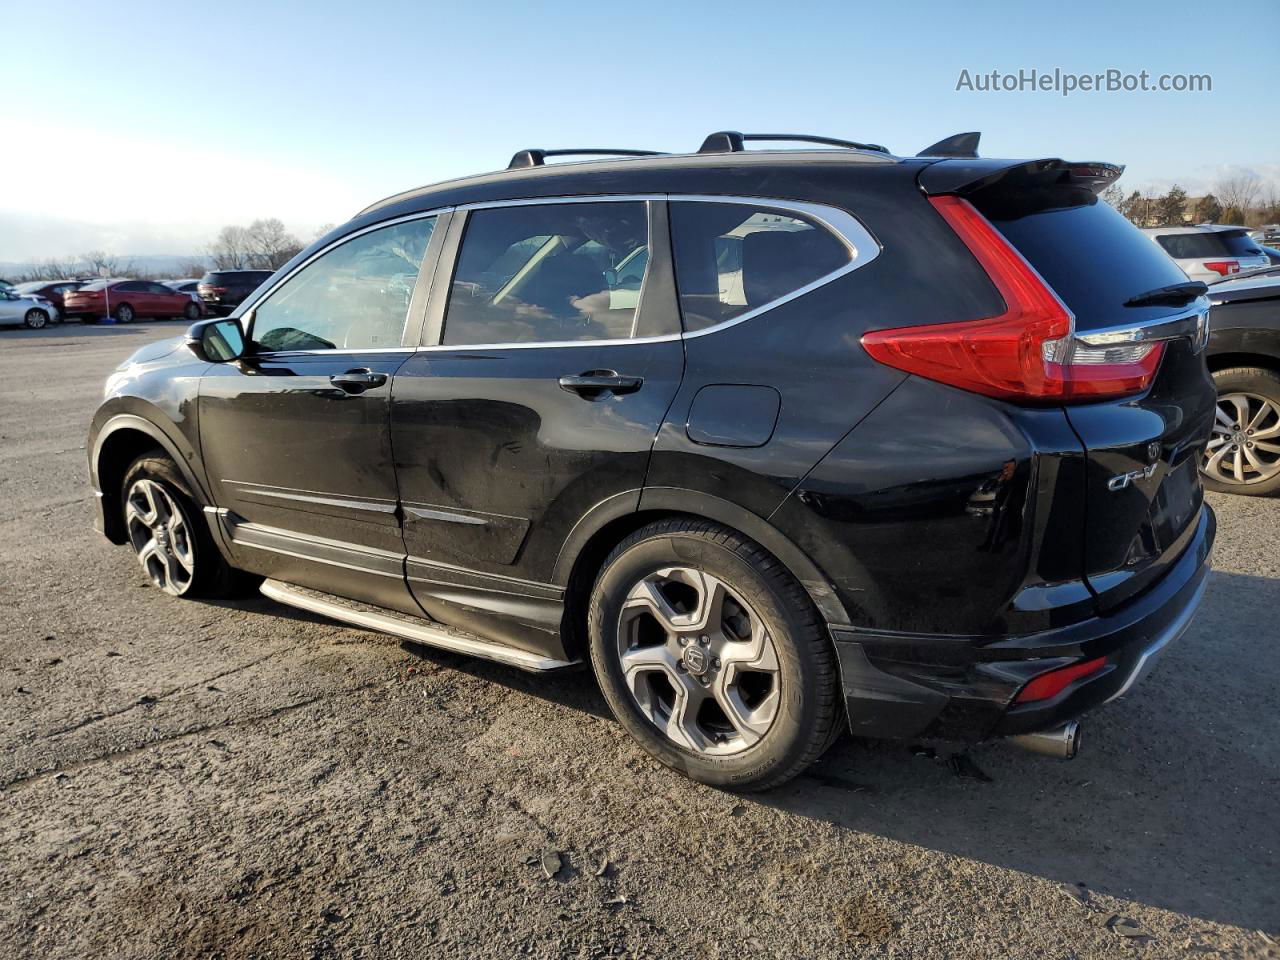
left=92, top=415, right=210, bottom=543
left=553, top=487, right=850, bottom=661
left=1206, top=351, right=1280, bottom=375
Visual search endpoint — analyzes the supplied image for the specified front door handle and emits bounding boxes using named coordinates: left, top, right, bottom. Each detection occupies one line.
left=558, top=370, right=644, bottom=398
left=330, top=368, right=388, bottom=394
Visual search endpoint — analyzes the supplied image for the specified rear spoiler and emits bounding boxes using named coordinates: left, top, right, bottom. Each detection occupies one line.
left=919, top=157, right=1124, bottom=197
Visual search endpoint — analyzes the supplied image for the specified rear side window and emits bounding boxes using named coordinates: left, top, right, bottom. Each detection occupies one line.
left=251, top=217, right=435, bottom=351
left=669, top=202, right=850, bottom=332
left=976, top=196, right=1188, bottom=329
left=443, top=201, right=649, bottom=345
left=1156, top=231, right=1263, bottom=259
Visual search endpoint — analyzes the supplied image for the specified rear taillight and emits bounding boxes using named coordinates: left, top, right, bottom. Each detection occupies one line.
left=860, top=196, right=1163, bottom=403
left=1203, top=260, right=1239, bottom=277
left=1014, top=656, right=1107, bottom=704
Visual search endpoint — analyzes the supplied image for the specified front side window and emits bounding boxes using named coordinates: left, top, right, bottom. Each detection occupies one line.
left=251, top=217, right=435, bottom=352
left=442, top=201, right=649, bottom=345
left=669, top=202, right=851, bottom=331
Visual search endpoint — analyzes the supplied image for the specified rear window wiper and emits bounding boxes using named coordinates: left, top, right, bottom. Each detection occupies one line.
left=1123, top=281, right=1208, bottom=307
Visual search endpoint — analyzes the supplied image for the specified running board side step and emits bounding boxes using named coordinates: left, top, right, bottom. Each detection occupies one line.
left=259, top=579, right=580, bottom=673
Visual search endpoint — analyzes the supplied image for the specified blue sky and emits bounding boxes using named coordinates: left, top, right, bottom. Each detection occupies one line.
left=2, top=0, right=1275, bottom=260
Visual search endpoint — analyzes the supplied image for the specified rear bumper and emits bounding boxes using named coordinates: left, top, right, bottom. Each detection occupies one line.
left=830, top=504, right=1215, bottom=742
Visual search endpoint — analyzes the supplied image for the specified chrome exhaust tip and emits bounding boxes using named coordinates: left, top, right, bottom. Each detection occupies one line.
left=1007, top=721, right=1081, bottom=759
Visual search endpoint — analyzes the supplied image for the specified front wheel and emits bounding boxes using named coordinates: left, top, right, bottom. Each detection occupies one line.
left=588, top=519, right=841, bottom=791
left=1202, top=367, right=1280, bottom=496
left=121, top=454, right=248, bottom=597
left=23, top=309, right=49, bottom=329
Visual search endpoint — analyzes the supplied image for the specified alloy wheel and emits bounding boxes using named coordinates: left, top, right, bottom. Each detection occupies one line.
left=24, top=309, right=47, bottom=329
left=615, top=566, right=781, bottom=756
left=117, top=305, right=134, bottom=323
left=1204, top=392, right=1280, bottom=485
left=125, top=478, right=195, bottom=595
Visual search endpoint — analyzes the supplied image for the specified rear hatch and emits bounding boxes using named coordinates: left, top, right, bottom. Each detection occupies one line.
left=963, top=166, right=1215, bottom=611
left=1155, top=228, right=1269, bottom=278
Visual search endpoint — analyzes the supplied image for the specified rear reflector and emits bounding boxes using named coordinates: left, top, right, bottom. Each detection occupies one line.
left=861, top=196, right=1164, bottom=403
left=1014, top=656, right=1107, bottom=703
left=1203, top=260, right=1240, bottom=277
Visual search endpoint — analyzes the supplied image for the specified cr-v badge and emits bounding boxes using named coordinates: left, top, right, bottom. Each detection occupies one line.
left=1108, top=462, right=1158, bottom=491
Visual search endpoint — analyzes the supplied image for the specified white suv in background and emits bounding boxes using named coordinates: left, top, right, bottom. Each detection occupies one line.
left=1141, top=224, right=1269, bottom=282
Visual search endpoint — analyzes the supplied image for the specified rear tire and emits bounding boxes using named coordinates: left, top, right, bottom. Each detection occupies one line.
left=588, top=518, right=841, bottom=791
left=120, top=453, right=251, bottom=597
left=183, top=301, right=201, bottom=320
left=1201, top=367, right=1280, bottom=497
left=114, top=303, right=135, bottom=324
left=23, top=309, right=49, bottom=329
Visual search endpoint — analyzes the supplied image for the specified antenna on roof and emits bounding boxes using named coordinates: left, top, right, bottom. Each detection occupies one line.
left=916, top=132, right=981, bottom=159
left=697, top=131, right=890, bottom=155
left=508, top=148, right=663, bottom=170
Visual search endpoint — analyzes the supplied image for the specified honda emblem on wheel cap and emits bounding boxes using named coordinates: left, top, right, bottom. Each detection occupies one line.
left=682, top=645, right=708, bottom=675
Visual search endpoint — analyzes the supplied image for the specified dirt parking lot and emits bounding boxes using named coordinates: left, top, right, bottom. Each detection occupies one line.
left=0, top=323, right=1277, bottom=959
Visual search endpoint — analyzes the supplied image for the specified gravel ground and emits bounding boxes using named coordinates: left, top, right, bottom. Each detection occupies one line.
left=1, top=323, right=1277, bottom=960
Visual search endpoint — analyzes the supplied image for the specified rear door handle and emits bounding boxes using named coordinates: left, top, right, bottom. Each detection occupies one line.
left=330, top=368, right=388, bottom=394
left=558, top=371, right=644, bottom=397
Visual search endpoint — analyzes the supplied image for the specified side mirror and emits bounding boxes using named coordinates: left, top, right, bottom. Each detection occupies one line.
left=185, top=318, right=246, bottom=363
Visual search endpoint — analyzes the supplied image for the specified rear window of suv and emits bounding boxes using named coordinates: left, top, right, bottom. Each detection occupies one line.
left=201, top=271, right=272, bottom=284
left=1155, top=230, right=1263, bottom=259
left=974, top=195, right=1189, bottom=329
left=669, top=202, right=850, bottom=332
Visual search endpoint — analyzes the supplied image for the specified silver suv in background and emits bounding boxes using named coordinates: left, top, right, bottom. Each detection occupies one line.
left=1142, top=224, right=1269, bottom=282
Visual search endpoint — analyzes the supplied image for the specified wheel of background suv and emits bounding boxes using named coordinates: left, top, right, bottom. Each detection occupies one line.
left=183, top=301, right=201, bottom=320
left=114, top=303, right=135, bottom=324
left=1202, top=367, right=1280, bottom=496
left=23, top=309, right=49, bottom=329
left=120, top=453, right=243, bottom=597
left=589, top=519, right=841, bottom=791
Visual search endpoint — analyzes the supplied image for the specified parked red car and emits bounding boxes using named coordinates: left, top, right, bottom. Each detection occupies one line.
left=63, top=279, right=203, bottom=324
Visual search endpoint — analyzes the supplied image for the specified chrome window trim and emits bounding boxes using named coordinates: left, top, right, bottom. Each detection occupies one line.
left=1073, top=300, right=1211, bottom=353
left=413, top=193, right=881, bottom=351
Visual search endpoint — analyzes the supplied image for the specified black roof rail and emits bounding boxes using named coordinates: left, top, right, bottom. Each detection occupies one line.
left=508, top=148, right=663, bottom=170
left=917, top=132, right=981, bottom=159
left=697, top=131, right=890, bottom=155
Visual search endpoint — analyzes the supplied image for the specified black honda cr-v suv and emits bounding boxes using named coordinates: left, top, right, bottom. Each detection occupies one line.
left=88, top=132, right=1216, bottom=790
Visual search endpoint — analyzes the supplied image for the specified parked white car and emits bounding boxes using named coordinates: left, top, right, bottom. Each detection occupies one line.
left=1141, top=225, right=1269, bottom=282
left=0, top=289, right=56, bottom=328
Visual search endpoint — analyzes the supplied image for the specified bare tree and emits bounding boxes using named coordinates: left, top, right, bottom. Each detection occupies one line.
left=16, top=258, right=81, bottom=282
left=1215, top=174, right=1260, bottom=220
left=245, top=218, right=302, bottom=270
left=80, top=250, right=133, bottom=278
left=1257, top=184, right=1280, bottom=225
left=207, top=226, right=254, bottom=269
left=177, top=258, right=209, bottom=278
